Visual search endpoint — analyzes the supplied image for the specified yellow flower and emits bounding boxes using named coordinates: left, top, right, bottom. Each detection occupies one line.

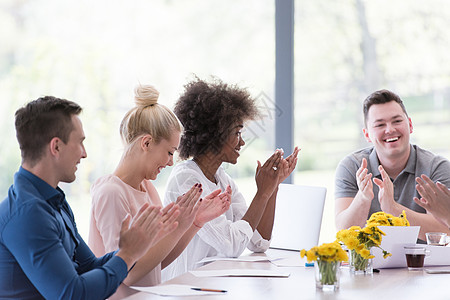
left=344, top=237, right=359, bottom=250
left=306, top=250, right=317, bottom=262
left=359, top=248, right=374, bottom=259
left=366, top=210, right=410, bottom=228
left=349, top=225, right=362, bottom=231
left=355, top=244, right=364, bottom=252
left=300, top=249, right=307, bottom=258
left=397, top=210, right=410, bottom=226
left=361, top=226, right=374, bottom=235
left=300, top=241, right=347, bottom=263
left=392, top=218, right=403, bottom=226
left=367, top=211, right=393, bottom=226
left=337, top=248, right=348, bottom=261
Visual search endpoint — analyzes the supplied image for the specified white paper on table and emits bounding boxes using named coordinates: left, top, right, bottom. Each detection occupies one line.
left=190, top=268, right=290, bottom=277
left=270, top=254, right=306, bottom=267
left=425, top=268, right=450, bottom=274
left=131, top=284, right=227, bottom=296
left=197, top=255, right=273, bottom=264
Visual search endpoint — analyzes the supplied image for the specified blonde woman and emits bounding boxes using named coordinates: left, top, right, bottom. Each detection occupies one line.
left=88, top=84, right=230, bottom=299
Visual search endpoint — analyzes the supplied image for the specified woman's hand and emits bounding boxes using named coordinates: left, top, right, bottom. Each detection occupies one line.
left=152, top=202, right=180, bottom=242
left=255, top=149, right=283, bottom=198
left=174, top=184, right=202, bottom=230
left=277, top=147, right=300, bottom=184
left=194, top=185, right=232, bottom=228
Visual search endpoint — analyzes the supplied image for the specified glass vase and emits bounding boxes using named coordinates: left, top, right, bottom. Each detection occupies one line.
left=314, top=260, right=340, bottom=291
left=349, top=249, right=373, bottom=275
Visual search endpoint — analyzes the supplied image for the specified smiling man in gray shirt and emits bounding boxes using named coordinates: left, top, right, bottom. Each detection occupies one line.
left=334, top=90, right=450, bottom=241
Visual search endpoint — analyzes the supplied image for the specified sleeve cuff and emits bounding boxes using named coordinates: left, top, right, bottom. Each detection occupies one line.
left=249, top=230, right=271, bottom=252
left=234, top=220, right=270, bottom=252
left=108, top=254, right=129, bottom=279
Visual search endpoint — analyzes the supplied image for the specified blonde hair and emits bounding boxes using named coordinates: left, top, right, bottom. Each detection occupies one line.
left=120, top=84, right=182, bottom=154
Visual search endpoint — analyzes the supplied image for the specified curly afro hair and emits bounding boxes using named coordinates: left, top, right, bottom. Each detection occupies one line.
left=174, top=77, right=260, bottom=160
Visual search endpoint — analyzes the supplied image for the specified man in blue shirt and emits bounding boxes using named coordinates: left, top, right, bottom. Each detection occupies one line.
left=0, top=96, right=179, bottom=299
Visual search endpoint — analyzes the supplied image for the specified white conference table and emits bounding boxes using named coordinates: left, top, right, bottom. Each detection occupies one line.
left=124, top=249, right=450, bottom=300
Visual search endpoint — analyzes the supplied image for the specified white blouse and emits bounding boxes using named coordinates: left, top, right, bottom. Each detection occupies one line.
left=161, top=160, right=270, bottom=281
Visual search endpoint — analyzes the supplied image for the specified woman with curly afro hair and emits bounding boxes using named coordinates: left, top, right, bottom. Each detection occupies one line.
left=162, top=78, right=299, bottom=280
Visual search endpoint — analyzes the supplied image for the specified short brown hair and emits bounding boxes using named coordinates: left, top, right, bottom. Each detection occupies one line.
left=363, top=89, right=408, bottom=126
left=15, top=96, right=82, bottom=164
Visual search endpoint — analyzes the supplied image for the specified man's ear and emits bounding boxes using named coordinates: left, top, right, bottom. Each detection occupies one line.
left=362, top=128, right=372, bottom=143
left=49, top=137, right=61, bottom=157
left=408, top=117, right=413, bottom=134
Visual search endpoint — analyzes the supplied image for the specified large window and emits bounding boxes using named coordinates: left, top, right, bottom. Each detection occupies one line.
left=0, top=0, right=275, bottom=237
left=294, top=0, right=450, bottom=241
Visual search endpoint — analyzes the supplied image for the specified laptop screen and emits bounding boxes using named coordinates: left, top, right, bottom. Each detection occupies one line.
left=270, top=184, right=327, bottom=251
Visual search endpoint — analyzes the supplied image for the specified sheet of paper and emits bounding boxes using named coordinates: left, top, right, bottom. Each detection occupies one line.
left=425, top=267, right=450, bottom=274
left=198, top=255, right=273, bottom=264
left=190, top=268, right=290, bottom=277
left=270, top=254, right=306, bottom=267
left=131, top=284, right=227, bottom=296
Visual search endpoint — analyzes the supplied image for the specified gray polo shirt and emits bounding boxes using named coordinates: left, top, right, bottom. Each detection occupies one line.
left=335, top=144, right=450, bottom=218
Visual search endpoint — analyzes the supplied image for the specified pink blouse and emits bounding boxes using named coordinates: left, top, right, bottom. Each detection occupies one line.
left=88, top=174, right=162, bottom=298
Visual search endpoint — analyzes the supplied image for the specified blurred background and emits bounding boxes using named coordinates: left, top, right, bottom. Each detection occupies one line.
left=1, top=0, right=449, bottom=243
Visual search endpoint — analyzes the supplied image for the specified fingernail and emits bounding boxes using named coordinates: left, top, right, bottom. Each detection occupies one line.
left=199, top=188, right=203, bottom=193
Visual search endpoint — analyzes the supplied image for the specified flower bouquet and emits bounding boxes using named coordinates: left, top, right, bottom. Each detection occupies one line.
left=336, top=210, right=410, bottom=275
left=300, top=241, right=348, bottom=291
left=366, top=210, right=410, bottom=227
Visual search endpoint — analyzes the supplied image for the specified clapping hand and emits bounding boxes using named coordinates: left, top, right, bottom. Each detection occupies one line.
left=194, top=185, right=232, bottom=228
left=152, top=202, right=180, bottom=242
left=356, top=158, right=374, bottom=203
left=117, top=204, right=165, bottom=266
left=174, top=183, right=203, bottom=230
left=373, top=165, right=398, bottom=212
left=414, top=175, right=450, bottom=227
left=277, top=147, right=300, bottom=184
left=255, top=150, right=282, bottom=198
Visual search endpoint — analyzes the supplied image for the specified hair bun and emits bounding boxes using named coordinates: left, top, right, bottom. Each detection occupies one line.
left=134, top=84, right=159, bottom=107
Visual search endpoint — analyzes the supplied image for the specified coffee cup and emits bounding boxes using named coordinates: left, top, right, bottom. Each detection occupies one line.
left=404, top=246, right=430, bottom=271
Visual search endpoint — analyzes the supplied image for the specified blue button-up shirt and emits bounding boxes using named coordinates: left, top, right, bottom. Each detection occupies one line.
left=0, top=167, right=128, bottom=299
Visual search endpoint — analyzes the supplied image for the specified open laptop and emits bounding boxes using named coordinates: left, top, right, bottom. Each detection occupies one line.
left=270, top=183, right=327, bottom=251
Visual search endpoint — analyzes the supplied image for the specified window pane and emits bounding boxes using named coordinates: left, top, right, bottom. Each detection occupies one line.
left=0, top=0, right=274, bottom=237
left=294, top=0, right=450, bottom=242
